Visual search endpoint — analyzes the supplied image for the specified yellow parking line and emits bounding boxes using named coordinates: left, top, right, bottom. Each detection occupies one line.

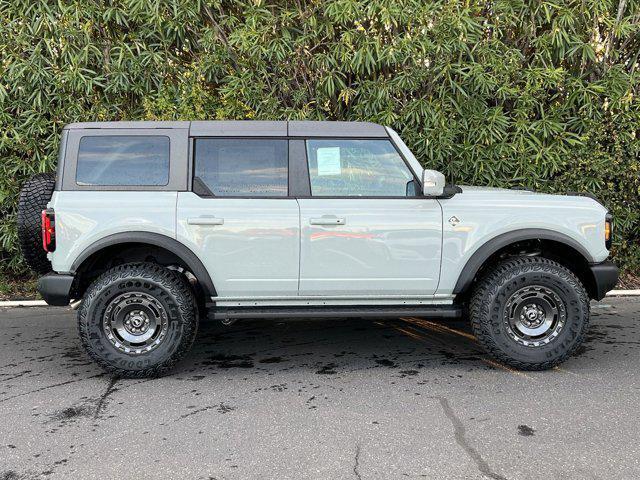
left=481, top=358, right=533, bottom=379
left=553, top=366, right=579, bottom=376
left=397, top=318, right=533, bottom=380
left=403, top=317, right=580, bottom=378
left=392, top=325, right=431, bottom=343
left=401, top=317, right=478, bottom=342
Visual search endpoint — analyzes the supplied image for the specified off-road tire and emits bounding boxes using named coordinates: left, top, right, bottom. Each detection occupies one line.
left=469, top=256, right=590, bottom=371
left=78, top=263, right=198, bottom=378
left=16, top=172, right=56, bottom=273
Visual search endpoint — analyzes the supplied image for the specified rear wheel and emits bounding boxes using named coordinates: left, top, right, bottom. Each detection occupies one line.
left=78, top=263, right=198, bottom=378
left=469, top=256, right=590, bottom=370
left=16, top=172, right=56, bottom=273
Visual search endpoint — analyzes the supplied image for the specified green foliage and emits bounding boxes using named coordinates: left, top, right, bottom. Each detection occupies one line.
left=1, top=0, right=639, bottom=272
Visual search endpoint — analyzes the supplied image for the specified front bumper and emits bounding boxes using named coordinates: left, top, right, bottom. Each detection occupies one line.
left=37, top=272, right=74, bottom=306
left=589, top=260, right=619, bottom=301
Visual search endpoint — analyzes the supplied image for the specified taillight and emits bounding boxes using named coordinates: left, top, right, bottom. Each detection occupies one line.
left=42, top=209, right=56, bottom=252
left=604, top=213, right=613, bottom=250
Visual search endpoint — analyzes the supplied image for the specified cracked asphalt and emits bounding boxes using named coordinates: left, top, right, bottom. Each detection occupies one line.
left=1, top=297, right=639, bottom=479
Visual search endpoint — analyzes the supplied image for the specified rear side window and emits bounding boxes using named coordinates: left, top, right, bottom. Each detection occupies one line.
left=76, top=136, right=170, bottom=186
left=306, top=139, right=416, bottom=197
left=193, top=139, right=288, bottom=197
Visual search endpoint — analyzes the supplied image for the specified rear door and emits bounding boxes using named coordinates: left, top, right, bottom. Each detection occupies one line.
left=297, top=138, right=442, bottom=296
left=177, top=137, right=299, bottom=298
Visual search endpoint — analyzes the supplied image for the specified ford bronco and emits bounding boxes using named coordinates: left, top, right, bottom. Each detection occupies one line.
left=17, top=120, right=618, bottom=377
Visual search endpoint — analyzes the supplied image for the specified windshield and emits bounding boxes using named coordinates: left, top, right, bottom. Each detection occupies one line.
left=385, top=127, right=424, bottom=180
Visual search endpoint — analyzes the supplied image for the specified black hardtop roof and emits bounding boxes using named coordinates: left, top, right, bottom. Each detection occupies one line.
left=63, top=120, right=389, bottom=138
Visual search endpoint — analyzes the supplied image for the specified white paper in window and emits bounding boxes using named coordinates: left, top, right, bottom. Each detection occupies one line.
left=316, top=147, right=341, bottom=176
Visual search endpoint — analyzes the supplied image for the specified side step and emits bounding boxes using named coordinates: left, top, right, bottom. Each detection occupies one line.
left=207, top=305, right=462, bottom=320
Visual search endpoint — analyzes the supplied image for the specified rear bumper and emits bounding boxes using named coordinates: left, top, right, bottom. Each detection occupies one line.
left=37, top=273, right=74, bottom=306
left=589, top=260, right=619, bottom=301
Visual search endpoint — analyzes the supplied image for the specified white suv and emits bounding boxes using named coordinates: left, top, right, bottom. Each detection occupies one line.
left=17, top=120, right=618, bottom=377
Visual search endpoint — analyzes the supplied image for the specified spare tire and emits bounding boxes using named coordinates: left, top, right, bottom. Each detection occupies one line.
left=17, top=172, right=56, bottom=274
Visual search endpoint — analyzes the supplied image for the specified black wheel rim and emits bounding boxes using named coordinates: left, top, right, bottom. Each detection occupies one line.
left=103, top=292, right=169, bottom=355
left=503, top=285, right=566, bottom=347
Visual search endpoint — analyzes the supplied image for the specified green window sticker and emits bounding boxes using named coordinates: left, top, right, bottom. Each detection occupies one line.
left=316, top=147, right=341, bottom=176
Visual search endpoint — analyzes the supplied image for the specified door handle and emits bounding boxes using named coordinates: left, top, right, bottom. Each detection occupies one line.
left=309, top=216, right=346, bottom=226
left=187, top=216, right=224, bottom=226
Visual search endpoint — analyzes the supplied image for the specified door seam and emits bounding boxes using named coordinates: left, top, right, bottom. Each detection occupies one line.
left=434, top=199, right=444, bottom=294
left=296, top=198, right=302, bottom=295
left=173, top=192, right=179, bottom=239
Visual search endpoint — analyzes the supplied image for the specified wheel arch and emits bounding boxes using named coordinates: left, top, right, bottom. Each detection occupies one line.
left=453, top=229, right=597, bottom=297
left=70, top=232, right=216, bottom=298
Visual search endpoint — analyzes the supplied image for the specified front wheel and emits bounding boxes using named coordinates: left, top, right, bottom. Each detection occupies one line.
left=78, top=263, right=198, bottom=378
left=469, top=256, right=590, bottom=370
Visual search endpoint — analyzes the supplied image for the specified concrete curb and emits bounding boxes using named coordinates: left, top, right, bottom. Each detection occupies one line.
left=0, top=300, right=48, bottom=307
left=1, top=290, right=639, bottom=307
left=605, top=290, right=640, bottom=296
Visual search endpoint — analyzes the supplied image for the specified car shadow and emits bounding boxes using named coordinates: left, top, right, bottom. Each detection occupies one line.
left=171, top=302, right=633, bottom=378
left=0, top=305, right=627, bottom=385
left=0, top=311, right=490, bottom=390
left=170, top=316, right=493, bottom=378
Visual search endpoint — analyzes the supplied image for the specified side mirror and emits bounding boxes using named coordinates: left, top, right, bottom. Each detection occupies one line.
left=422, top=169, right=446, bottom=197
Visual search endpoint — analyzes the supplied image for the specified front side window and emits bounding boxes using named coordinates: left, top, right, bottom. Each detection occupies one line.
left=76, top=136, right=170, bottom=186
left=306, top=139, right=416, bottom=197
left=194, top=139, right=288, bottom=197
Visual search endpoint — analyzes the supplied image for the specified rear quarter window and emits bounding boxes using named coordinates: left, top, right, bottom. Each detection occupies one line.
left=76, top=136, right=170, bottom=186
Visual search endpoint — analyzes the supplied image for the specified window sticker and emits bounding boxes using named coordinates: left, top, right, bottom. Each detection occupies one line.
left=316, top=147, right=341, bottom=176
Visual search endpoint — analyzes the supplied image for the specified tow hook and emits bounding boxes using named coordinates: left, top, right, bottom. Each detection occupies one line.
left=220, top=318, right=236, bottom=326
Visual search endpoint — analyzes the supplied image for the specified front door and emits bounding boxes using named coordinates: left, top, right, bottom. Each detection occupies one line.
left=298, top=139, right=442, bottom=296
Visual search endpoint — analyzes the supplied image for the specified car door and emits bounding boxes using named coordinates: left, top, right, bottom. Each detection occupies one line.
left=177, top=137, right=300, bottom=298
left=298, top=138, right=442, bottom=297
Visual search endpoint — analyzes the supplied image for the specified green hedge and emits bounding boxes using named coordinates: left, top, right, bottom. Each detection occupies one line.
left=1, top=0, right=638, bottom=273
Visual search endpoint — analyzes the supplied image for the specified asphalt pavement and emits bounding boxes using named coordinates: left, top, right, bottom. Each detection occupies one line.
left=0, top=297, right=639, bottom=479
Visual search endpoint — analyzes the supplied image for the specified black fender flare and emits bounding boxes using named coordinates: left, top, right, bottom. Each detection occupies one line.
left=452, top=229, right=595, bottom=294
left=70, top=231, right=217, bottom=297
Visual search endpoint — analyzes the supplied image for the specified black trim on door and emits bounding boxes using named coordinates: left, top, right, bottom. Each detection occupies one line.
left=288, top=140, right=311, bottom=197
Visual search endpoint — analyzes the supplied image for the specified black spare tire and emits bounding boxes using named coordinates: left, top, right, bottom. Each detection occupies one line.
left=17, top=172, right=56, bottom=274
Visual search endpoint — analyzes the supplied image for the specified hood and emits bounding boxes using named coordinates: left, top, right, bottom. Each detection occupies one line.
left=457, top=185, right=606, bottom=208
left=458, top=185, right=537, bottom=195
